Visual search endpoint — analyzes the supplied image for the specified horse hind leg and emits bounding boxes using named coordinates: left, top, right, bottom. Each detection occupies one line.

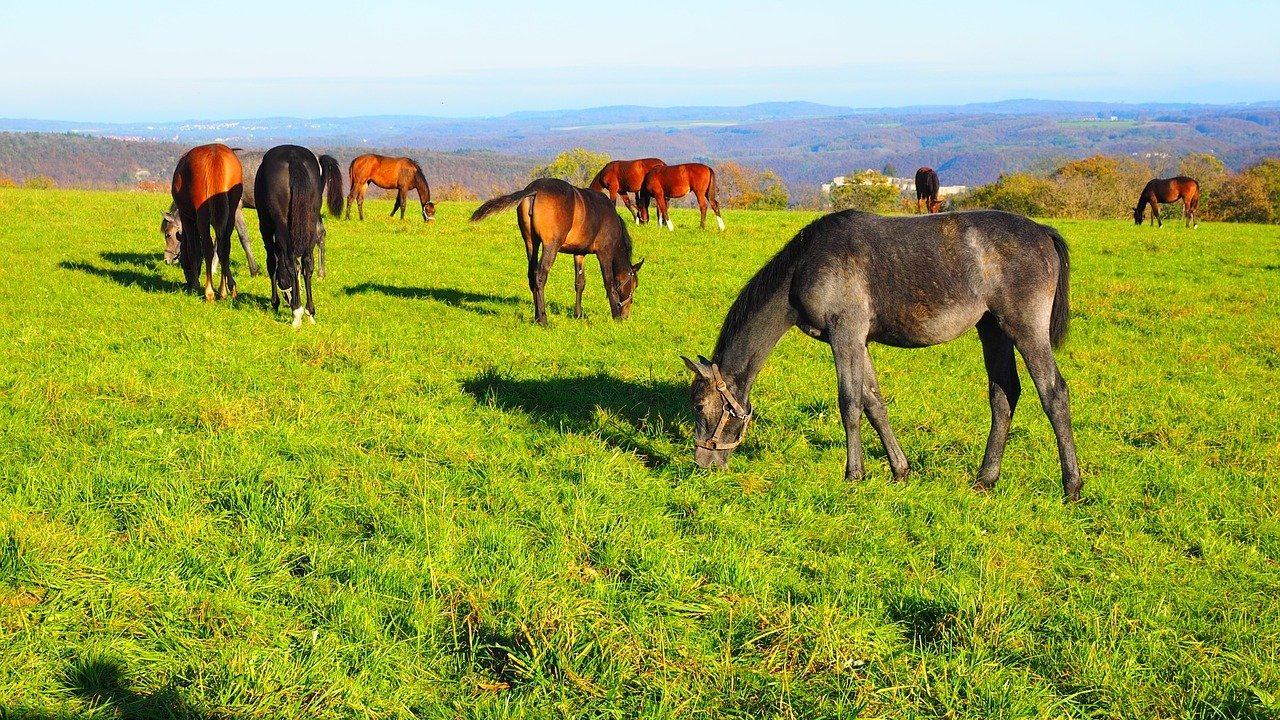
left=234, top=205, right=259, bottom=276
left=975, top=314, right=1021, bottom=490
left=1013, top=327, right=1082, bottom=502
left=709, top=190, right=724, bottom=231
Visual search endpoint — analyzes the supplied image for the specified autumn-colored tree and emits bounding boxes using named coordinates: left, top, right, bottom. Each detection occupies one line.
left=1052, top=154, right=1150, bottom=219
left=530, top=148, right=611, bottom=187
left=437, top=182, right=479, bottom=202
left=1202, top=173, right=1273, bottom=223
left=0, top=173, right=15, bottom=188
left=955, top=173, right=1057, bottom=217
left=829, top=170, right=899, bottom=213
left=1243, top=158, right=1280, bottom=222
left=24, top=175, right=56, bottom=190
left=717, top=161, right=790, bottom=210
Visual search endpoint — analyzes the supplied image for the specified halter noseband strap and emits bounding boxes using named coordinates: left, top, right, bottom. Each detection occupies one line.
left=696, top=377, right=752, bottom=452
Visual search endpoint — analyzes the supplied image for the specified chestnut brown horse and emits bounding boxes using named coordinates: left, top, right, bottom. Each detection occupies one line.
left=915, top=167, right=941, bottom=213
left=169, top=143, right=243, bottom=301
left=589, top=158, right=666, bottom=222
left=470, top=178, right=644, bottom=325
left=345, top=154, right=435, bottom=222
left=1134, top=176, right=1200, bottom=228
left=638, top=163, right=724, bottom=231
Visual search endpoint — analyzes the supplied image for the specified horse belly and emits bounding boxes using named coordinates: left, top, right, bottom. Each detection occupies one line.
left=871, top=300, right=986, bottom=348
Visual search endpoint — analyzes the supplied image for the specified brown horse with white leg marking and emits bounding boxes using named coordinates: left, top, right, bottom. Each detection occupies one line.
left=470, top=178, right=644, bottom=325
left=169, top=143, right=243, bottom=301
left=345, top=154, right=435, bottom=221
left=637, top=163, right=724, bottom=231
left=1134, top=176, right=1200, bottom=228
left=915, top=166, right=941, bottom=213
left=589, top=158, right=666, bottom=222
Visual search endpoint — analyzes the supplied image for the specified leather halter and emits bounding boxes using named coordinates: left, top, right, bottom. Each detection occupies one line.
left=696, top=378, right=752, bottom=452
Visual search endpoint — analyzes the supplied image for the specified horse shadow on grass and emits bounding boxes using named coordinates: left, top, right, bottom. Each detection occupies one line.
left=3, top=653, right=239, bottom=719
left=344, top=282, right=522, bottom=317
left=59, top=259, right=184, bottom=294
left=460, top=368, right=690, bottom=469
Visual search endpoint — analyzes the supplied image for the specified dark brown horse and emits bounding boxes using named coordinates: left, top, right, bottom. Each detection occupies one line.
left=638, top=163, right=724, bottom=231
left=589, top=158, right=666, bottom=222
left=470, top=178, right=644, bottom=325
left=169, top=143, right=243, bottom=301
left=1134, top=176, right=1200, bottom=228
left=915, top=166, right=941, bottom=213
left=683, top=209, right=1081, bottom=501
left=345, top=154, right=435, bottom=221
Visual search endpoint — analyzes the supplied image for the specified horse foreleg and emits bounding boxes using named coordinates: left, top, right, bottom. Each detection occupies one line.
left=1017, top=337, right=1082, bottom=502
left=976, top=315, right=1020, bottom=490
left=573, top=254, right=587, bottom=319
left=829, top=325, right=869, bottom=481
left=657, top=194, right=673, bottom=231
left=859, top=346, right=908, bottom=481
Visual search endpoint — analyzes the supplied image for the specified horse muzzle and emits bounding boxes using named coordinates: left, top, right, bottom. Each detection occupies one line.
left=694, top=446, right=730, bottom=469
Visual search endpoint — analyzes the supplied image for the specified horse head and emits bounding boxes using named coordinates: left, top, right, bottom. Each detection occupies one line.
left=610, top=258, right=644, bottom=320
left=160, top=211, right=182, bottom=264
left=422, top=201, right=436, bottom=222
left=682, top=354, right=752, bottom=469
left=1133, top=205, right=1144, bottom=225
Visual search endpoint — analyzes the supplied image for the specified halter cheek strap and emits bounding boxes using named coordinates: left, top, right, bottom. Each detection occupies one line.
left=696, top=379, right=752, bottom=451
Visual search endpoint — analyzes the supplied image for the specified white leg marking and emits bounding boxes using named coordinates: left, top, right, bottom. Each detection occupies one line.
left=292, top=307, right=305, bottom=328
left=716, top=216, right=725, bottom=231
left=666, top=219, right=674, bottom=231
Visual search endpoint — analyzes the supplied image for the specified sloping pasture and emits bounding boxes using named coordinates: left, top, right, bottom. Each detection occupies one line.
left=1, top=188, right=1277, bottom=718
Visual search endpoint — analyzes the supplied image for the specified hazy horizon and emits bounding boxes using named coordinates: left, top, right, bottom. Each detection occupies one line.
left=5, top=1, right=1279, bottom=123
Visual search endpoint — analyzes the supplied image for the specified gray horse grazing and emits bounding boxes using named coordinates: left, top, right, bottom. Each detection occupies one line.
left=683, top=209, right=1082, bottom=501
left=162, top=149, right=343, bottom=277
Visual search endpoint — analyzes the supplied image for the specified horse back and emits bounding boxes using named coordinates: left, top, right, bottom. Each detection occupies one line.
left=792, top=211, right=1062, bottom=347
left=173, top=144, right=242, bottom=212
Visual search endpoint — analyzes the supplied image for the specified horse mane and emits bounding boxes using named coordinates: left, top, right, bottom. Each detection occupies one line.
left=712, top=218, right=818, bottom=360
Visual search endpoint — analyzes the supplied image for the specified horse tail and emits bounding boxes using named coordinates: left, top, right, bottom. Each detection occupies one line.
left=319, top=154, right=344, bottom=217
left=470, top=182, right=539, bottom=223
left=706, top=167, right=719, bottom=202
left=290, top=165, right=319, bottom=257
left=1048, top=227, right=1070, bottom=349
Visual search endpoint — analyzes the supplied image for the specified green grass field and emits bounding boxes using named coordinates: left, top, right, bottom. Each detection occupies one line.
left=1, top=188, right=1278, bottom=719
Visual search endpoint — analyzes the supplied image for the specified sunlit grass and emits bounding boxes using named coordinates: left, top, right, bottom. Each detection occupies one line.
left=1, top=188, right=1278, bottom=718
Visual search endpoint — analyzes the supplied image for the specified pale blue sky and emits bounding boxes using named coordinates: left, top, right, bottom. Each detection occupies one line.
left=3, top=0, right=1277, bottom=121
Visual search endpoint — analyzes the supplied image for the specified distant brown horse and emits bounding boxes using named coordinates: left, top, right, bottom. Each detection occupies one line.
left=589, top=158, right=666, bottom=222
left=1134, top=176, right=1200, bottom=228
left=470, top=178, right=644, bottom=325
left=915, top=167, right=941, bottom=213
left=345, top=154, right=435, bottom=221
left=638, top=163, right=724, bottom=231
left=169, top=143, right=243, bottom=301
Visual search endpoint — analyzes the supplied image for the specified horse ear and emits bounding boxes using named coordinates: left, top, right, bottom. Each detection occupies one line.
left=632, top=258, right=645, bottom=273
left=682, top=355, right=713, bottom=380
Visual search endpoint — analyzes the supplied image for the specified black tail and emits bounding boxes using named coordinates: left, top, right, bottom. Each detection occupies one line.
left=289, top=167, right=319, bottom=258
left=319, top=154, right=344, bottom=217
left=470, top=182, right=540, bottom=223
left=1049, top=227, right=1070, bottom=348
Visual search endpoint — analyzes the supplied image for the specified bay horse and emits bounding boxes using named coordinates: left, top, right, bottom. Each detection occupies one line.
left=638, top=163, right=724, bottom=231
left=682, top=209, right=1082, bottom=501
left=256, top=145, right=327, bottom=327
left=169, top=143, right=243, bottom=301
left=345, top=154, right=435, bottom=222
left=470, top=178, right=644, bottom=325
left=915, top=166, right=941, bottom=213
left=1134, top=176, right=1199, bottom=228
left=162, top=150, right=343, bottom=277
left=589, top=158, right=666, bottom=222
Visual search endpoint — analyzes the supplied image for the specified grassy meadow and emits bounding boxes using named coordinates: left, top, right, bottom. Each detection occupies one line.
left=1, top=187, right=1278, bottom=719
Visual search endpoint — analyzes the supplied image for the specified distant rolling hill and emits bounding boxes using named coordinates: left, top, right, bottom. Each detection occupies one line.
left=4, top=100, right=1280, bottom=199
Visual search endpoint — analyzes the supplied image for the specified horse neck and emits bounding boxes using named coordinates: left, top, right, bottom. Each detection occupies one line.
left=712, top=264, right=798, bottom=404
left=413, top=171, right=430, bottom=201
